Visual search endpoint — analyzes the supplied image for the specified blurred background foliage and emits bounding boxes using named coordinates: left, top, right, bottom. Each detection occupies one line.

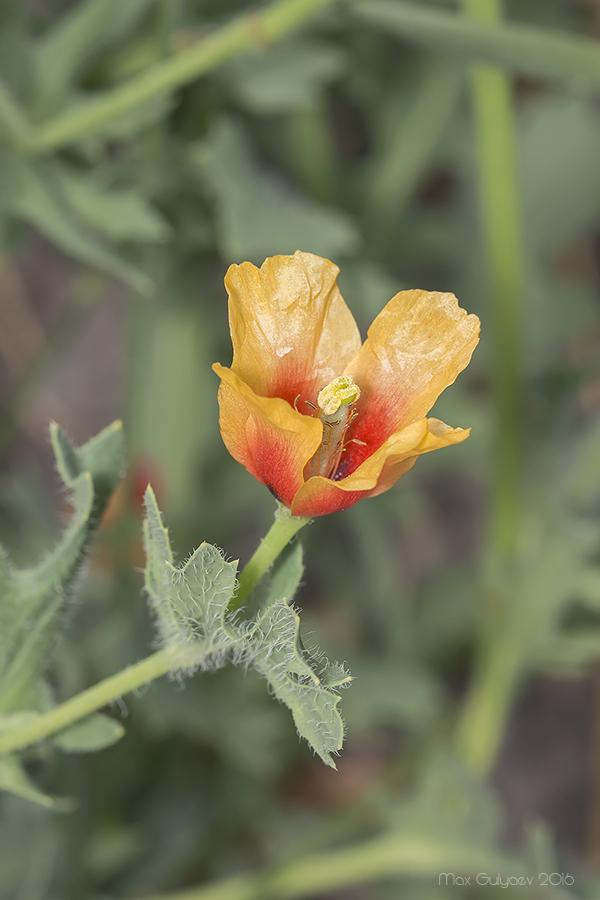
left=2, top=0, right=600, bottom=897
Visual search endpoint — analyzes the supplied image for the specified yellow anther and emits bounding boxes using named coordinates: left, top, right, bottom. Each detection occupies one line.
left=317, top=376, right=361, bottom=417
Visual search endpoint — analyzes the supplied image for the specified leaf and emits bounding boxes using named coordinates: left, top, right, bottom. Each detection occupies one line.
left=142, top=493, right=350, bottom=767
left=2, top=153, right=153, bottom=295
left=520, top=97, right=600, bottom=257
left=52, top=713, right=124, bottom=753
left=352, top=1, right=600, bottom=95
left=53, top=165, right=171, bottom=244
left=143, top=487, right=238, bottom=653
left=265, top=540, right=304, bottom=607
left=193, top=118, right=358, bottom=263
left=249, top=600, right=346, bottom=768
left=0, top=756, right=71, bottom=811
left=224, top=36, right=345, bottom=114
left=0, top=422, right=125, bottom=716
left=33, top=0, right=154, bottom=115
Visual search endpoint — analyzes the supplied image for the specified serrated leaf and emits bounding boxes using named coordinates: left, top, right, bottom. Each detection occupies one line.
left=0, top=756, right=71, bottom=811
left=142, top=495, right=349, bottom=767
left=143, top=487, right=238, bottom=651
left=52, top=713, right=124, bottom=753
left=248, top=600, right=345, bottom=768
left=0, top=422, right=125, bottom=715
left=193, top=118, right=358, bottom=263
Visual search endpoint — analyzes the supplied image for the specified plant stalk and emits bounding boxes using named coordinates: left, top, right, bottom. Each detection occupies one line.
left=32, top=0, right=337, bottom=153
left=232, top=507, right=310, bottom=609
left=0, top=508, right=309, bottom=756
left=455, top=0, right=525, bottom=774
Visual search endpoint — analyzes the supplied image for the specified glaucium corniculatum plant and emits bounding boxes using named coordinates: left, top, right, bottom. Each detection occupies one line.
left=0, top=251, right=479, bottom=805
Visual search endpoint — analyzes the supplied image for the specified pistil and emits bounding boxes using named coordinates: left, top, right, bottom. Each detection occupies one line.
left=308, top=376, right=361, bottom=479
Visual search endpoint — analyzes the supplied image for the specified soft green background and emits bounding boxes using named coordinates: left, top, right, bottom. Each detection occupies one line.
left=1, top=0, right=600, bottom=897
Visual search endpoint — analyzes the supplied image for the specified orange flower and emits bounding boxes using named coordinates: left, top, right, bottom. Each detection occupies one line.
left=213, top=252, right=480, bottom=518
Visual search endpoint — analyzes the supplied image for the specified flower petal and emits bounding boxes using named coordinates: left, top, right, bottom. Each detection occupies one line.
left=341, top=290, right=479, bottom=474
left=225, top=251, right=362, bottom=406
left=213, top=363, right=323, bottom=507
left=290, top=417, right=469, bottom=517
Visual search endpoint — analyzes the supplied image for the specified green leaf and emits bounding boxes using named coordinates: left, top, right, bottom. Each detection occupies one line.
left=52, top=713, right=124, bottom=753
left=53, top=165, right=171, bottom=244
left=143, top=487, right=238, bottom=651
left=0, top=422, right=125, bottom=716
left=265, top=540, right=304, bottom=607
left=142, top=493, right=350, bottom=767
left=224, top=36, right=345, bottom=114
left=249, top=600, right=347, bottom=768
left=193, top=118, right=358, bottom=263
left=352, top=1, right=600, bottom=94
left=2, top=153, right=153, bottom=295
left=520, top=97, right=600, bottom=257
left=0, top=756, right=71, bottom=811
left=34, top=0, right=154, bottom=115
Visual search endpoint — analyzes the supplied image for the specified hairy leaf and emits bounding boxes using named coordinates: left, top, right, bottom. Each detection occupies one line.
left=249, top=600, right=346, bottom=767
left=0, top=421, right=125, bottom=716
left=143, top=492, right=349, bottom=766
left=143, top=486, right=238, bottom=654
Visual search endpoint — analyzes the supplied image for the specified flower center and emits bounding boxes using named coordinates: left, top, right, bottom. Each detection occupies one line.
left=308, top=376, right=361, bottom=479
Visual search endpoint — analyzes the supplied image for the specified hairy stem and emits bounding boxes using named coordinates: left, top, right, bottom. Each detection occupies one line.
left=0, top=508, right=308, bottom=756
left=32, top=0, right=337, bottom=153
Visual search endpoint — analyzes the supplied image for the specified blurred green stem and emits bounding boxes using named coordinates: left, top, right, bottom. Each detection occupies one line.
left=464, top=0, right=524, bottom=558
left=455, top=0, right=525, bottom=774
left=0, top=508, right=308, bottom=756
left=32, top=0, right=338, bottom=152
left=137, top=831, right=513, bottom=900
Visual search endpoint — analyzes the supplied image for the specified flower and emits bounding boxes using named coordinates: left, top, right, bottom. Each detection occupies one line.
left=213, top=251, right=480, bottom=518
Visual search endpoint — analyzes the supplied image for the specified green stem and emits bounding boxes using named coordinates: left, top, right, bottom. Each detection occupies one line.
left=0, top=507, right=308, bottom=757
left=232, top=506, right=310, bottom=610
left=137, top=831, right=512, bottom=900
left=464, top=0, right=524, bottom=558
left=0, top=647, right=178, bottom=757
left=455, top=603, right=522, bottom=773
left=32, top=0, right=337, bottom=153
left=455, top=0, right=525, bottom=775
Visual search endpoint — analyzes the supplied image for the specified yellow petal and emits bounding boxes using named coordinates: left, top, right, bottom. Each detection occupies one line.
left=225, top=251, right=362, bottom=405
left=344, top=290, right=480, bottom=448
left=213, top=363, right=322, bottom=508
left=290, top=417, right=469, bottom=517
